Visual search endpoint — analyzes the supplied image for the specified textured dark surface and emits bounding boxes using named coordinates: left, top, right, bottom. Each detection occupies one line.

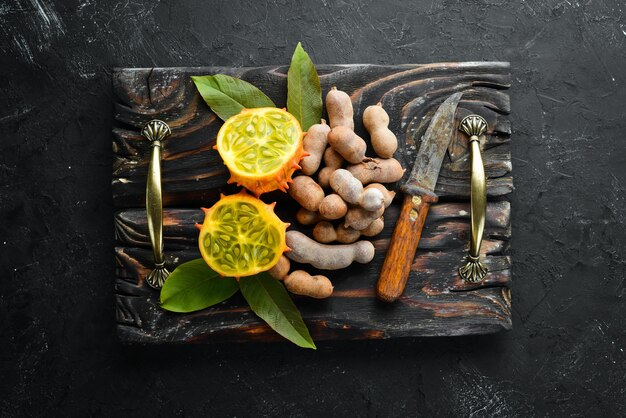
left=1, top=0, right=625, bottom=416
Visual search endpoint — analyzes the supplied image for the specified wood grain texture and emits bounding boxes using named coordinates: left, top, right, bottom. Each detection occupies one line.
left=112, top=63, right=512, bottom=343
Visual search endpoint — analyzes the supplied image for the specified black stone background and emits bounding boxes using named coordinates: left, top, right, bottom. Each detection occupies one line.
left=1, top=0, right=625, bottom=416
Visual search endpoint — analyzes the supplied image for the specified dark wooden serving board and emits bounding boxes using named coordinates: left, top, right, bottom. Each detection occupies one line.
left=112, top=62, right=512, bottom=344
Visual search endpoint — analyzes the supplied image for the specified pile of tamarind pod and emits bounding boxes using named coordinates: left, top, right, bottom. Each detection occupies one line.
left=270, top=87, right=405, bottom=299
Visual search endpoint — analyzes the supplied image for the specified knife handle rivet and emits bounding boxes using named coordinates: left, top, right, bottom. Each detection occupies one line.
left=409, top=209, right=418, bottom=221
left=411, top=195, right=422, bottom=207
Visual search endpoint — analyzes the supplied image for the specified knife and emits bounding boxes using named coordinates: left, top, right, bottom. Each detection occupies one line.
left=376, top=92, right=462, bottom=302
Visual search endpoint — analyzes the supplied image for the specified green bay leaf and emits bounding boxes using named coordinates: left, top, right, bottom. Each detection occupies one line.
left=160, top=258, right=239, bottom=313
left=287, top=42, right=322, bottom=131
left=191, top=74, right=275, bottom=121
left=239, top=272, right=316, bottom=349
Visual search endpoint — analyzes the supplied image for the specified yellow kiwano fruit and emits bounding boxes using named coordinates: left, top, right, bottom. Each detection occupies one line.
left=198, top=191, right=289, bottom=278
left=216, top=107, right=305, bottom=196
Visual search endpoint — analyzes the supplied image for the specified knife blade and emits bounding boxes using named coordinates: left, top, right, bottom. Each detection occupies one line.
left=376, top=92, right=462, bottom=302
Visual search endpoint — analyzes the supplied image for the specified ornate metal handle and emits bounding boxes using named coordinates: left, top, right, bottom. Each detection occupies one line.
left=458, top=115, right=488, bottom=283
left=141, top=120, right=171, bottom=289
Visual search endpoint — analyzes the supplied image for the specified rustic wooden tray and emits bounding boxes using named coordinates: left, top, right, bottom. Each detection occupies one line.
left=113, top=62, right=512, bottom=344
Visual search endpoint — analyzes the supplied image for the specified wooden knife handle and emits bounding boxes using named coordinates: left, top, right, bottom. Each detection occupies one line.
left=376, top=193, right=437, bottom=302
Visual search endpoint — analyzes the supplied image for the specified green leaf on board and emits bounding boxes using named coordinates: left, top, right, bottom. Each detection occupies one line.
left=287, top=42, right=323, bottom=131
left=191, top=74, right=275, bottom=121
left=160, top=258, right=239, bottom=313
left=239, top=272, right=316, bottom=349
